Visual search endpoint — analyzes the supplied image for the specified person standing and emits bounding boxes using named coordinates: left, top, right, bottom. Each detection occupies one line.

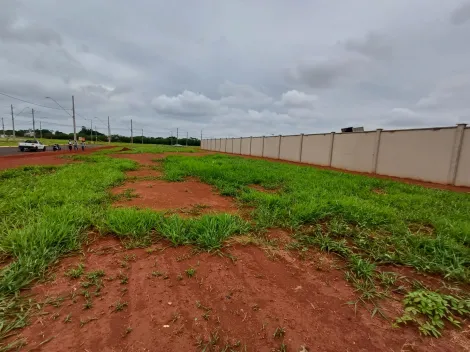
left=73, top=140, right=78, bottom=151
left=81, top=141, right=86, bottom=151
left=68, top=139, right=72, bottom=152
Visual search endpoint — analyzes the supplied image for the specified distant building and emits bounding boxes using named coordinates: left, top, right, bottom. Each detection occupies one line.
left=341, top=126, right=364, bottom=133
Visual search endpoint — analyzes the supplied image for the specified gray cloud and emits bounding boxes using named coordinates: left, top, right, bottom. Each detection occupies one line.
left=450, top=2, right=470, bottom=25
left=1, top=0, right=469, bottom=138
left=287, top=56, right=368, bottom=89
left=344, top=32, right=392, bottom=60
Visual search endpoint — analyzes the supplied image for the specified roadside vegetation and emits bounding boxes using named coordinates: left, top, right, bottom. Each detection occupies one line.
left=94, top=144, right=200, bottom=155
left=0, top=146, right=469, bottom=347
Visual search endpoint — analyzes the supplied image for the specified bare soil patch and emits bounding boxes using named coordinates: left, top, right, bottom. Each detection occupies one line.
left=249, top=185, right=279, bottom=194
left=0, top=147, right=112, bottom=171
left=12, top=236, right=466, bottom=352
left=109, top=153, right=164, bottom=166
left=112, top=179, right=238, bottom=215
left=126, top=169, right=162, bottom=178
left=372, top=188, right=387, bottom=195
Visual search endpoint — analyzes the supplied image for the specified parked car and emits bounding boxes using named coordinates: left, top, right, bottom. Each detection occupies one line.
left=18, top=140, right=47, bottom=152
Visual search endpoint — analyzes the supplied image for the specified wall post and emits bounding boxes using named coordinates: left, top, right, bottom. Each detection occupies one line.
left=249, top=136, right=253, bottom=155
left=277, top=135, right=282, bottom=159
left=372, top=129, right=383, bottom=173
left=239, top=138, right=242, bottom=154
left=262, top=136, right=265, bottom=157
left=448, top=123, right=467, bottom=185
left=328, top=132, right=335, bottom=166
left=299, top=134, right=304, bottom=162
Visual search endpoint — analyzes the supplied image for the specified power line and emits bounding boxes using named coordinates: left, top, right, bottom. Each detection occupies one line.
left=0, top=92, right=72, bottom=111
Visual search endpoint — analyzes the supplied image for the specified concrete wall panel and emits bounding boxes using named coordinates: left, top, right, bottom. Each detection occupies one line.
left=279, top=135, right=301, bottom=161
left=251, top=137, right=263, bottom=157
left=233, top=138, right=242, bottom=154
left=226, top=138, right=233, bottom=153
left=241, top=137, right=251, bottom=155
left=301, top=134, right=331, bottom=165
left=377, top=128, right=455, bottom=184
left=221, top=139, right=227, bottom=152
left=215, top=139, right=221, bottom=152
left=331, top=132, right=376, bottom=172
left=455, top=128, right=470, bottom=187
left=263, top=136, right=280, bottom=159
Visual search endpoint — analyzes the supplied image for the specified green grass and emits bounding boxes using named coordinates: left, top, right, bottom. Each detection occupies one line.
left=0, top=156, right=136, bottom=346
left=1, top=148, right=469, bottom=343
left=94, top=144, right=200, bottom=155
left=103, top=209, right=249, bottom=250
left=161, top=154, right=470, bottom=282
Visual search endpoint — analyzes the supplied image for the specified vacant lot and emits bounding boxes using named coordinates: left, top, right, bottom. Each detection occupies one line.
left=0, top=146, right=469, bottom=351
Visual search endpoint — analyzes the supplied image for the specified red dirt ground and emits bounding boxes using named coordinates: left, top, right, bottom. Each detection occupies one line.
left=12, top=235, right=468, bottom=352
left=110, top=153, right=237, bottom=216
left=0, top=147, right=112, bottom=171
left=2, top=151, right=469, bottom=351
left=112, top=179, right=237, bottom=215
left=125, top=169, right=162, bottom=178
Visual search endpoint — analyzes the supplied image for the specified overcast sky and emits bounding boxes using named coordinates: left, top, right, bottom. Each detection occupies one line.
left=1, top=0, right=470, bottom=138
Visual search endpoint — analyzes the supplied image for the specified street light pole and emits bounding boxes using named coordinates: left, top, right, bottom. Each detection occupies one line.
left=11, top=105, right=15, bottom=138
left=32, top=109, right=36, bottom=138
left=107, top=116, right=111, bottom=144
left=45, top=96, right=76, bottom=141
left=72, top=96, right=77, bottom=142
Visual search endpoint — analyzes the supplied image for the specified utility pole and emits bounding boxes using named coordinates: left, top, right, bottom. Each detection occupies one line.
left=141, top=129, right=143, bottom=144
left=131, top=119, right=133, bottom=144
left=186, top=132, right=188, bottom=146
left=1, top=117, right=4, bottom=138
left=170, top=131, right=172, bottom=145
left=32, top=109, right=36, bottom=138
left=90, top=120, right=93, bottom=143
left=11, top=104, right=15, bottom=138
left=176, top=128, right=178, bottom=145
left=107, top=116, right=111, bottom=143
left=72, top=96, right=77, bottom=142
left=40, top=121, right=42, bottom=139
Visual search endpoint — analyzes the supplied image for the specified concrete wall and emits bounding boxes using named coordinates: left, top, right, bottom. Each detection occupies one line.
left=221, top=138, right=227, bottom=152
left=301, top=134, right=332, bottom=166
left=241, top=137, right=251, bottom=155
left=263, top=136, right=280, bottom=159
left=331, top=132, right=376, bottom=172
left=377, top=128, right=455, bottom=184
left=280, top=135, right=302, bottom=161
left=455, top=128, right=470, bottom=186
left=251, top=137, right=263, bottom=156
left=201, top=124, right=469, bottom=186
left=226, top=138, right=233, bottom=153
left=233, top=138, right=242, bottom=154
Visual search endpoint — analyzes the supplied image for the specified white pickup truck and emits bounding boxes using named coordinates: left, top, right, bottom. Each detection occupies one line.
left=18, top=140, right=47, bottom=152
